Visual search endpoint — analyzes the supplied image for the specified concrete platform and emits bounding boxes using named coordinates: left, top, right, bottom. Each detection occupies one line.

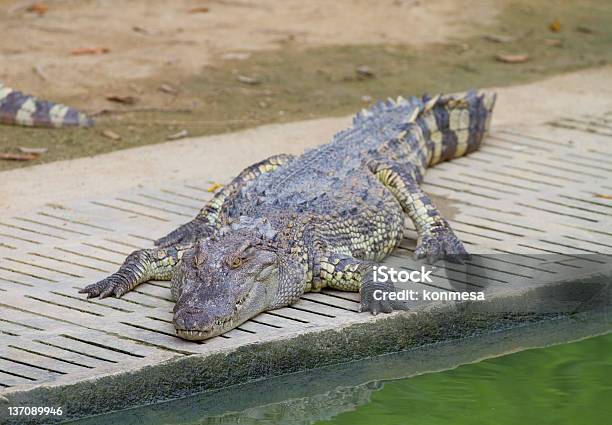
left=1, top=70, right=612, bottom=424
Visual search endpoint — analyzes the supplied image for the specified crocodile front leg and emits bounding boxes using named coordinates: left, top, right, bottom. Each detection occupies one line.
left=155, top=153, right=294, bottom=247
left=319, top=253, right=407, bottom=315
left=370, top=161, right=469, bottom=263
left=79, top=244, right=192, bottom=298
left=154, top=217, right=213, bottom=248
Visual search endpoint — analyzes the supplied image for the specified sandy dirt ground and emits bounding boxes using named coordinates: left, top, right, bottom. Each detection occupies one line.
left=0, top=0, right=497, bottom=108
left=1, top=0, right=611, bottom=173
left=2, top=65, right=612, bottom=215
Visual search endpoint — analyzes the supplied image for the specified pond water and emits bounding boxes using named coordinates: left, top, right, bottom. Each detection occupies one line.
left=70, top=319, right=611, bottom=425
left=316, top=332, right=612, bottom=425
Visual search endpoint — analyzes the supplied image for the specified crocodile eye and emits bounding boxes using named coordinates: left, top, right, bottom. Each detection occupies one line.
left=229, top=257, right=243, bottom=269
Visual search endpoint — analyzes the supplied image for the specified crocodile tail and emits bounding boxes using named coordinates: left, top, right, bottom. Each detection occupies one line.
left=415, top=90, right=496, bottom=167
left=0, top=83, right=94, bottom=128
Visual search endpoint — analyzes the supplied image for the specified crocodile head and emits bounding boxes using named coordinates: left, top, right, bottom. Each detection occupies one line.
left=171, top=218, right=303, bottom=340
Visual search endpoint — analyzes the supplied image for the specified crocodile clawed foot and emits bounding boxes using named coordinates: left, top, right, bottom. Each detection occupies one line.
left=414, top=225, right=471, bottom=264
left=360, top=296, right=409, bottom=315
left=79, top=250, right=154, bottom=299
left=360, top=295, right=394, bottom=316
left=79, top=274, right=131, bottom=299
left=360, top=281, right=409, bottom=315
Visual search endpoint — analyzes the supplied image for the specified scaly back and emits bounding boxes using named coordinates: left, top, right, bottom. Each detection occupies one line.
left=259, top=90, right=496, bottom=195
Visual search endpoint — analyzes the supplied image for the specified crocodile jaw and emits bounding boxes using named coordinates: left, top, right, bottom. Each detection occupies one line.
left=173, top=263, right=280, bottom=341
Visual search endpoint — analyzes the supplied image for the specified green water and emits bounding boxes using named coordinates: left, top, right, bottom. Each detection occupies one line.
left=315, top=333, right=612, bottom=425
left=71, top=329, right=612, bottom=425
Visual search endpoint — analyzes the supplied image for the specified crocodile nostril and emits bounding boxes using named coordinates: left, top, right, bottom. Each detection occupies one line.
left=174, top=307, right=209, bottom=330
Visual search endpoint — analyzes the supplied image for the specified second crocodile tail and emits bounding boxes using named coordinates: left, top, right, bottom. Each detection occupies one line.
left=0, top=83, right=94, bottom=128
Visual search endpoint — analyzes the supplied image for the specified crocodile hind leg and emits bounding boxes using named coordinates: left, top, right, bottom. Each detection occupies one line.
left=79, top=243, right=192, bottom=299
left=370, top=161, right=469, bottom=263
left=155, top=153, right=294, bottom=247
left=318, top=253, right=407, bottom=315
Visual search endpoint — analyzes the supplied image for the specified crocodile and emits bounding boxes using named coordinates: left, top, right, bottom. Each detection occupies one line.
left=0, top=83, right=93, bottom=127
left=79, top=89, right=496, bottom=340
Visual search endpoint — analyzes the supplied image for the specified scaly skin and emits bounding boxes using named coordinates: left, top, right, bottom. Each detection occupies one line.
left=80, top=90, right=497, bottom=340
left=0, top=83, right=93, bottom=127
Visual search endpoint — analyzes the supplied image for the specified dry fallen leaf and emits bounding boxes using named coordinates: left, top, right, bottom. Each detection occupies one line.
left=356, top=65, right=375, bottom=79
left=167, top=130, right=189, bottom=140
left=544, top=38, right=563, bottom=47
left=132, top=26, right=149, bottom=35
left=237, top=75, right=261, bottom=85
left=101, top=130, right=121, bottom=141
left=549, top=19, right=561, bottom=32
left=207, top=182, right=223, bottom=192
left=594, top=194, right=612, bottom=200
left=495, top=53, right=529, bottom=63
left=222, top=52, right=251, bottom=61
left=32, top=64, right=49, bottom=81
left=188, top=7, right=210, bottom=13
left=0, top=152, right=39, bottom=161
left=158, top=83, right=178, bottom=95
left=18, top=147, right=48, bottom=154
left=27, top=3, right=48, bottom=15
left=576, top=26, right=595, bottom=34
left=71, top=47, right=110, bottom=55
left=483, top=34, right=514, bottom=43
left=106, top=95, right=138, bottom=105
